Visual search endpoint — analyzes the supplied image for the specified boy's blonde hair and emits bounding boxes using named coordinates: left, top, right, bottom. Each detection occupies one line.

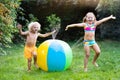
left=28, top=22, right=41, bottom=31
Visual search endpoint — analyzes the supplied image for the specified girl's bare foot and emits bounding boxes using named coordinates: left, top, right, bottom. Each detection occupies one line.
left=92, top=62, right=98, bottom=67
left=84, top=68, right=88, bottom=72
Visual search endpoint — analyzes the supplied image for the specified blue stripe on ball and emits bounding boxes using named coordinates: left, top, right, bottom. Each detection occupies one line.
left=47, top=40, right=66, bottom=71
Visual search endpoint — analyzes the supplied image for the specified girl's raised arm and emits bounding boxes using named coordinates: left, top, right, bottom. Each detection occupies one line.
left=65, top=23, right=85, bottom=30
left=96, top=15, right=116, bottom=26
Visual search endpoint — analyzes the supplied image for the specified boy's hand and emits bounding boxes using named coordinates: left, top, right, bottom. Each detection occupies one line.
left=110, top=15, right=116, bottom=19
left=52, top=30, right=56, bottom=34
left=17, top=24, right=22, bottom=30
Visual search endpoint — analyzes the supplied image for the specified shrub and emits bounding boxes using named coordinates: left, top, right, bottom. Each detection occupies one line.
left=0, top=0, right=21, bottom=55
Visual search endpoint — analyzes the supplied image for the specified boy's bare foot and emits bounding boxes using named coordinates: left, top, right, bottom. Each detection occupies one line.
left=92, top=62, right=98, bottom=67
left=34, top=63, right=39, bottom=68
left=27, top=69, right=31, bottom=72
left=84, top=68, right=88, bottom=72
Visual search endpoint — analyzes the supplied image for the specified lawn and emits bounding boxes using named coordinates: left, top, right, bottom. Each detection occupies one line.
left=0, top=40, right=120, bottom=80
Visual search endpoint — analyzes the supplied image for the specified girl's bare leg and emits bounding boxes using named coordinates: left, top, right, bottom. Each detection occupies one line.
left=84, top=46, right=90, bottom=72
left=91, top=43, right=101, bottom=67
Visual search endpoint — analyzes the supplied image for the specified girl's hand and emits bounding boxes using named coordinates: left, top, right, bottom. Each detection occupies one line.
left=65, top=26, right=69, bottom=31
left=17, top=24, right=22, bottom=30
left=110, top=15, right=116, bottom=19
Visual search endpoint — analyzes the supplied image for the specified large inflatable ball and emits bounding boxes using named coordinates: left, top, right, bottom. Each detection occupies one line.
left=37, top=39, right=72, bottom=72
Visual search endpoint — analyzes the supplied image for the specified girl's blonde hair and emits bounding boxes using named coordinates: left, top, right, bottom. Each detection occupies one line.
left=83, top=12, right=96, bottom=22
left=28, top=22, right=41, bottom=31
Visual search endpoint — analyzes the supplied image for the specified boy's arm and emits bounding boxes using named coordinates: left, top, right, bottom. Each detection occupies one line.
left=65, top=23, right=85, bottom=30
left=17, top=24, right=29, bottom=35
left=38, top=30, right=56, bottom=38
left=96, top=15, right=116, bottom=26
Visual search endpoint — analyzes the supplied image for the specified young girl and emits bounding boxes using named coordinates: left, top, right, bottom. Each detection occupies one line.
left=65, top=12, right=116, bottom=72
left=17, top=22, right=55, bottom=72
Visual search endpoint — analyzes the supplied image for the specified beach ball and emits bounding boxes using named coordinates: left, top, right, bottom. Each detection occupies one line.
left=37, top=39, right=72, bottom=72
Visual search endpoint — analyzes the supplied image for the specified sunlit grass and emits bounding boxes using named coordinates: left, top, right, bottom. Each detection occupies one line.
left=0, top=40, right=120, bottom=80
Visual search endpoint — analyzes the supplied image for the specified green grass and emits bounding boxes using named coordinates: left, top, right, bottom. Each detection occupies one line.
left=0, top=40, right=120, bottom=80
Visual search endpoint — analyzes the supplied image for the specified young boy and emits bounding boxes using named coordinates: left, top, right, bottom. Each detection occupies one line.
left=17, top=22, right=55, bottom=71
